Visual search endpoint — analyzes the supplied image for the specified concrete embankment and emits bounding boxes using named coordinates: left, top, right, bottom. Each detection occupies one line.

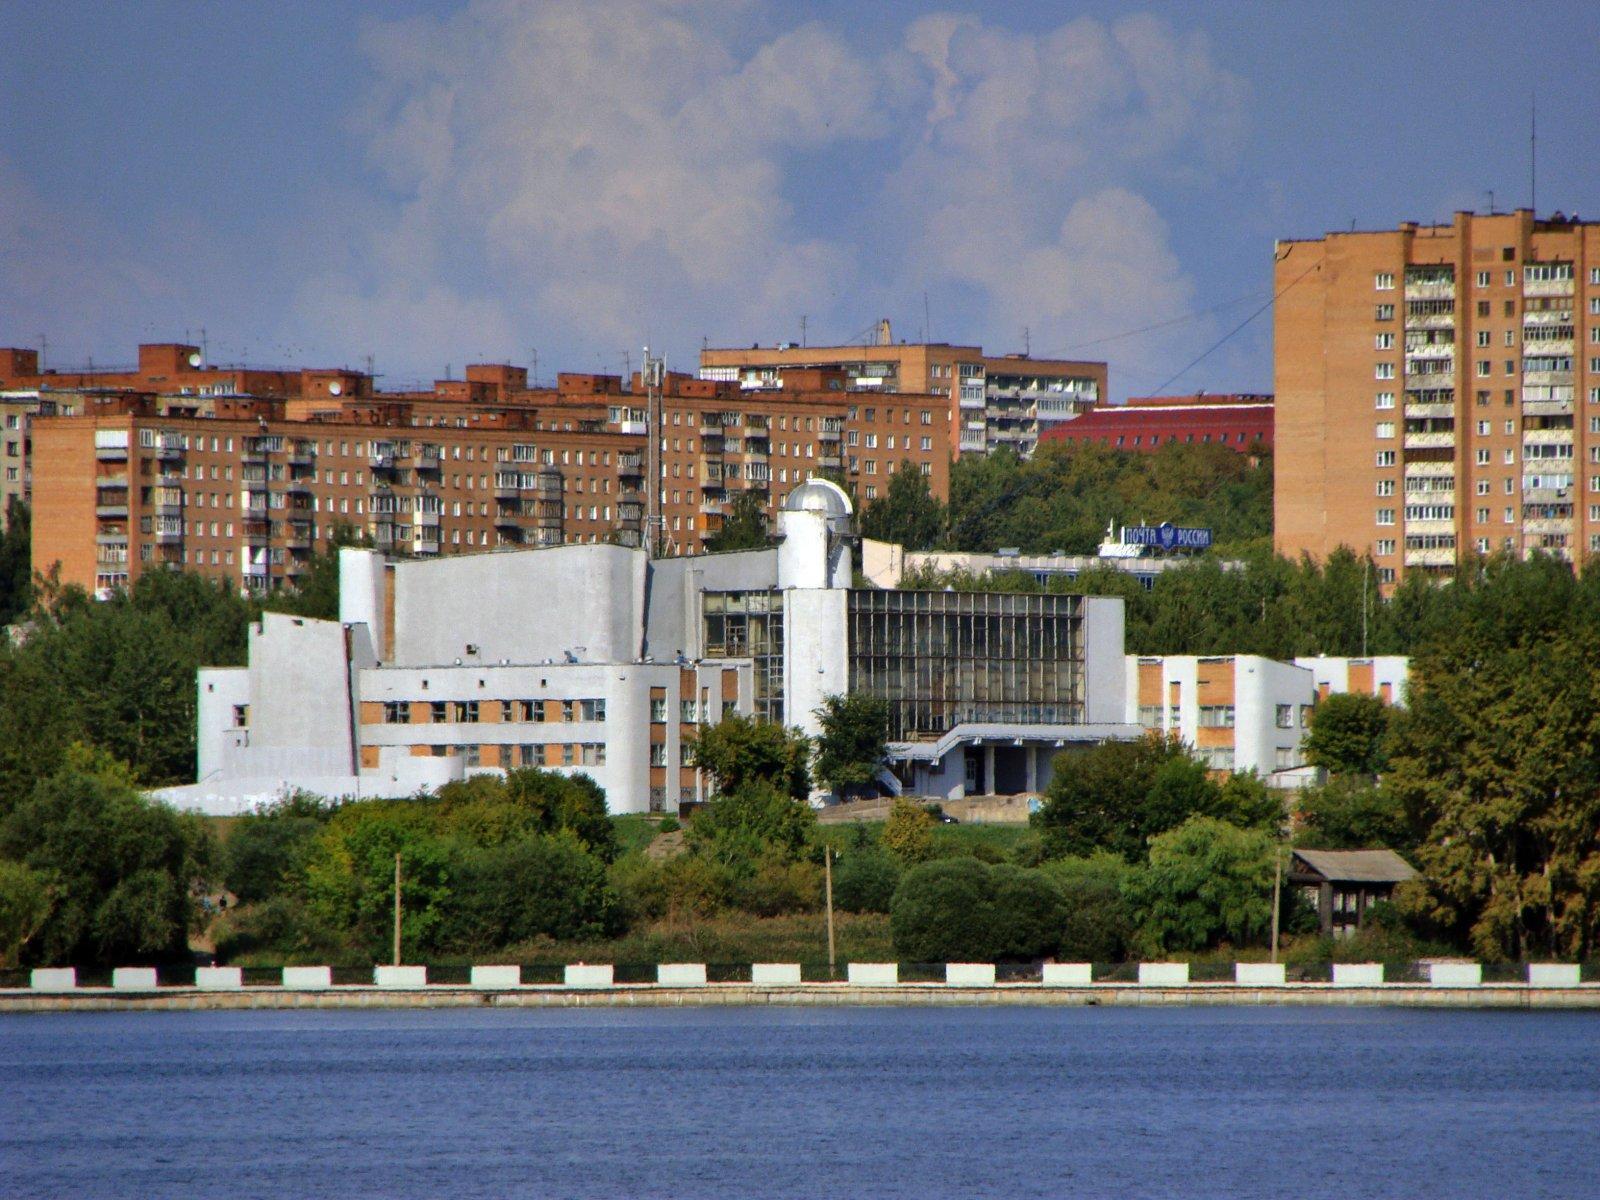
left=5, top=983, right=1600, bottom=1013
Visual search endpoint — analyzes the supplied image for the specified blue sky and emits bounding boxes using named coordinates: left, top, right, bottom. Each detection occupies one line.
left=4, top=1, right=1598, bottom=401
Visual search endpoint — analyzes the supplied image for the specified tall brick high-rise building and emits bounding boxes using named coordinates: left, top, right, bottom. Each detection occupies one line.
left=1274, top=210, right=1600, bottom=586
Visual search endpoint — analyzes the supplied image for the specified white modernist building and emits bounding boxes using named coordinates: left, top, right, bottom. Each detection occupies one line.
left=1125, top=654, right=1411, bottom=784
left=160, top=480, right=1136, bottom=815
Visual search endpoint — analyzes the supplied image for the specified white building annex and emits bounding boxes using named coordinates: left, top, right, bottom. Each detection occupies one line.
left=158, top=481, right=1139, bottom=815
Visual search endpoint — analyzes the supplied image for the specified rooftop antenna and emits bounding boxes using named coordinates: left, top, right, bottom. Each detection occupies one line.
left=800, top=315, right=808, bottom=348
left=529, top=348, right=538, bottom=387
left=364, top=353, right=375, bottom=379
left=1530, top=91, right=1537, bottom=215
left=37, top=333, right=46, bottom=371
left=1485, top=189, right=1496, bottom=215
left=922, top=291, right=931, bottom=343
left=200, top=326, right=208, bottom=365
left=1024, top=326, right=1031, bottom=356
left=642, top=346, right=665, bottom=559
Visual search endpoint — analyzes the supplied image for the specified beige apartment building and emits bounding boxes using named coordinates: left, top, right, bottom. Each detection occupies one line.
left=699, top=324, right=1106, bottom=459
left=1274, top=210, right=1600, bottom=585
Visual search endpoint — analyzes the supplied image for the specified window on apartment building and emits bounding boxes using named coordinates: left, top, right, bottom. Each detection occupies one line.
left=453, top=701, right=478, bottom=723
left=921, top=437, right=932, bottom=451
left=430, top=701, right=448, bottom=723
left=1376, top=451, right=1396, bottom=467
left=1375, top=303, right=1394, bottom=321
left=920, top=410, right=932, bottom=425
left=1505, top=477, right=1516, bottom=493
left=1375, top=539, right=1396, bottom=556
left=1476, top=361, right=1491, bottom=378
left=1506, top=361, right=1518, bottom=376
left=1476, top=449, right=1491, bottom=465
left=1274, top=704, right=1294, bottom=730
left=1375, top=363, right=1395, bottom=380
left=1375, top=422, right=1394, bottom=439
left=1375, top=272, right=1395, bottom=290
left=1376, top=480, right=1395, bottom=496
left=1476, top=331, right=1490, bottom=348
left=1507, top=330, right=1519, bottom=347
left=1504, top=508, right=1515, bottom=523
left=1476, top=421, right=1490, bottom=435
left=383, top=702, right=406, bottom=724
left=1477, top=300, right=1491, bottom=317
left=650, top=697, right=667, bottom=722
left=232, top=705, right=249, bottom=728
left=680, top=699, right=699, bottom=724
left=580, top=699, right=606, bottom=721
left=1476, top=271, right=1490, bottom=288
left=1375, top=333, right=1394, bottom=350
left=1378, top=567, right=1396, bottom=584
left=864, top=485, right=877, bottom=500
left=1504, top=449, right=1515, bottom=465
left=650, top=743, right=667, bottom=767
left=1375, top=392, right=1394, bottom=410
left=1376, top=509, right=1395, bottom=526
left=1476, top=507, right=1490, bottom=522
left=920, top=463, right=932, bottom=477
left=1475, top=390, right=1490, bottom=407
left=1591, top=298, right=1600, bottom=315
left=1504, top=300, right=1515, bottom=317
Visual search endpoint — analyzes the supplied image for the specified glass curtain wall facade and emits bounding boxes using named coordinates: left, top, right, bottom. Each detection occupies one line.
left=701, top=590, right=785, bottom=723
left=847, top=590, right=1084, bottom=739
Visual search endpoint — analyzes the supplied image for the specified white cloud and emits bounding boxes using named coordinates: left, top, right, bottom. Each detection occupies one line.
left=4, top=5, right=1248, bottom=394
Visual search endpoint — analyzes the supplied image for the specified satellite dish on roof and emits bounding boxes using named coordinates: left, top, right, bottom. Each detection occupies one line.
left=329, top=381, right=343, bottom=396
left=187, top=352, right=202, bottom=367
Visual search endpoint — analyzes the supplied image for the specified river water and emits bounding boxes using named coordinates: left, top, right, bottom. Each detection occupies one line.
left=3, top=1006, right=1597, bottom=1198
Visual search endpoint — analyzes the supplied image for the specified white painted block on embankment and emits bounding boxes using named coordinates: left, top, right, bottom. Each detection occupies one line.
left=373, top=965, right=427, bottom=988
left=282, top=966, right=332, bottom=990
left=1235, top=963, right=1287, bottom=986
left=471, top=965, right=521, bottom=989
left=30, top=968, right=76, bottom=992
left=946, top=963, right=996, bottom=987
left=1138, top=962, right=1190, bottom=986
left=196, top=967, right=242, bottom=990
left=1333, top=962, right=1384, bottom=987
left=751, top=963, right=802, bottom=985
left=1429, top=962, right=1483, bottom=988
left=112, top=967, right=159, bottom=991
left=848, top=962, right=899, bottom=986
left=1041, top=962, right=1093, bottom=986
left=565, top=964, right=614, bottom=989
left=657, top=963, right=707, bottom=987
left=1528, top=963, right=1582, bottom=988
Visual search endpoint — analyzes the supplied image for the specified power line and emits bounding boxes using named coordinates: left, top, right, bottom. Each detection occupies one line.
left=1040, top=289, right=1269, bottom=356
left=1144, top=260, right=1320, bottom=396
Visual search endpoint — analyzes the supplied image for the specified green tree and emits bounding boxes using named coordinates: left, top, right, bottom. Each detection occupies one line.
left=860, top=462, right=947, bottom=549
left=435, top=768, right=619, bottom=862
left=1304, top=692, right=1394, bottom=777
left=1126, top=815, right=1275, bottom=954
left=0, top=749, right=214, bottom=966
left=1034, top=733, right=1218, bottom=861
left=222, top=792, right=337, bottom=903
left=881, top=797, right=935, bottom=864
left=0, top=497, right=32, bottom=626
left=261, top=523, right=367, bottom=621
left=686, top=779, right=817, bottom=868
left=690, top=714, right=811, bottom=799
left=831, top=836, right=901, bottom=914
left=438, top=832, right=624, bottom=951
left=812, top=692, right=889, bottom=799
left=705, top=491, right=770, bottom=552
left=1295, top=779, right=1412, bottom=851
left=0, top=859, right=52, bottom=967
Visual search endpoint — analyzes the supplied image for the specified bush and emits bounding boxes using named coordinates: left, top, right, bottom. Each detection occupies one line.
left=831, top=845, right=900, bottom=914
left=687, top=781, right=816, bottom=868
left=733, top=853, right=822, bottom=918
left=890, top=858, right=1065, bottom=962
left=222, top=792, right=333, bottom=903
left=882, top=798, right=934, bottom=864
left=439, top=833, right=623, bottom=952
left=1038, top=853, right=1137, bottom=961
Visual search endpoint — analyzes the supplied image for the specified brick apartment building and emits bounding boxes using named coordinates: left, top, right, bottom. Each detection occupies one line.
left=18, top=345, right=951, bottom=597
left=699, top=322, right=1106, bottom=459
left=1041, top=393, right=1273, bottom=454
left=1274, top=210, right=1600, bottom=586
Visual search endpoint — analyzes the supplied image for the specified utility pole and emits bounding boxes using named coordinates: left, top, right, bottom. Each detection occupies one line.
left=392, top=852, right=403, bottom=967
left=642, top=347, right=665, bottom=557
left=824, top=846, right=837, bottom=979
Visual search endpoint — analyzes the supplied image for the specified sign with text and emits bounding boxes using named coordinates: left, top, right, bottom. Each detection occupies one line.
left=1124, top=523, right=1213, bottom=551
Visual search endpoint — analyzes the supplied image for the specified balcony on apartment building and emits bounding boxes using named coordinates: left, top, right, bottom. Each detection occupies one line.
left=1523, top=276, right=1574, bottom=300
left=1403, top=271, right=1455, bottom=300
left=285, top=522, right=313, bottom=550
left=95, top=488, right=129, bottom=520
left=287, top=441, right=316, bottom=468
left=414, top=445, right=442, bottom=472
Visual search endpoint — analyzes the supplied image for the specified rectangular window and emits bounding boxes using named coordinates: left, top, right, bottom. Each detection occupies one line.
left=1197, top=705, right=1235, bottom=729
left=1375, top=392, right=1395, bottom=410
left=430, top=701, right=448, bottom=723
left=1375, top=422, right=1394, bottom=439
left=650, top=697, right=668, bottom=722
left=650, top=742, right=667, bottom=767
left=1476, top=330, right=1490, bottom=347
left=1476, top=449, right=1491, bottom=465
left=1275, top=704, right=1294, bottom=729
left=1376, top=480, right=1395, bottom=496
left=1376, top=451, right=1396, bottom=467
left=383, top=702, right=406, bottom=724
left=1376, top=508, right=1395, bottom=526
left=1375, top=332, right=1394, bottom=350
left=1375, top=363, right=1395, bottom=380
left=1375, top=539, right=1396, bottom=556
left=1375, top=272, right=1395, bottom=290
left=1375, top=303, right=1394, bottom=321
left=454, top=700, right=479, bottom=723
